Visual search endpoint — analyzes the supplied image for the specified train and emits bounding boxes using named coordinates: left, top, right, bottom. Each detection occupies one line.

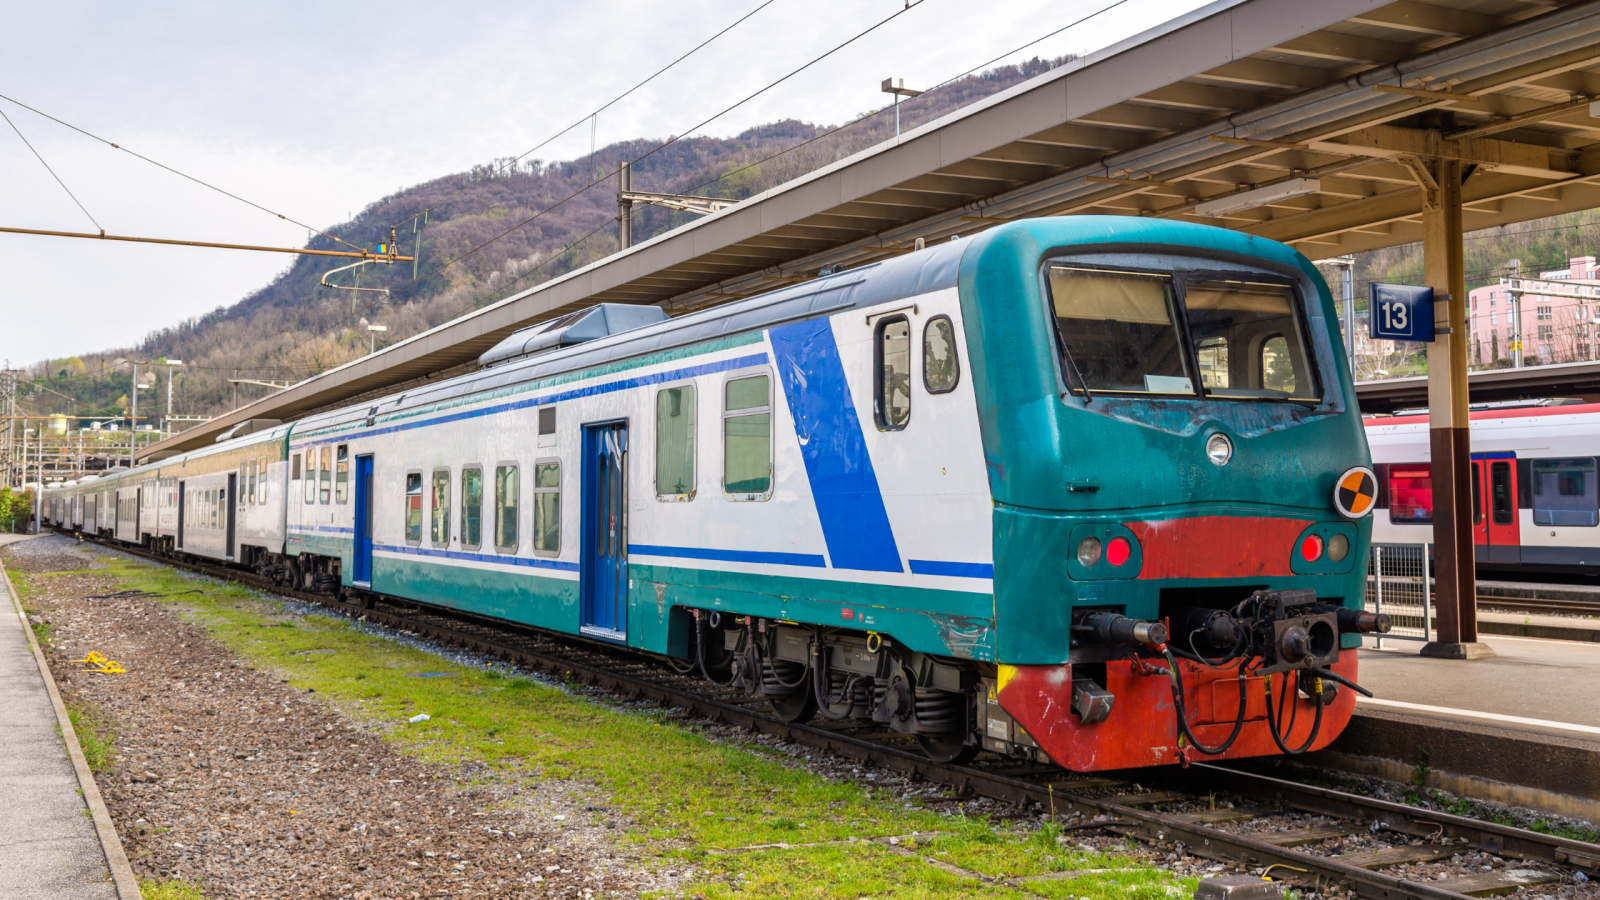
left=42, top=216, right=1388, bottom=771
left=1367, top=401, right=1600, bottom=573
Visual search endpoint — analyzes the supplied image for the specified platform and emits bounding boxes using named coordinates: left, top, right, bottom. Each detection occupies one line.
left=0, top=552, right=125, bottom=899
left=1313, top=637, right=1600, bottom=823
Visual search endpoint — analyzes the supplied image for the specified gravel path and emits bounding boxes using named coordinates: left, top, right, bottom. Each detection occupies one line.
left=2, top=536, right=664, bottom=899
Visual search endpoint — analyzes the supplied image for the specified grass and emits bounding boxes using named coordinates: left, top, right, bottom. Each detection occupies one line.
left=67, top=701, right=116, bottom=772
left=8, top=553, right=1197, bottom=898
left=140, top=878, right=205, bottom=900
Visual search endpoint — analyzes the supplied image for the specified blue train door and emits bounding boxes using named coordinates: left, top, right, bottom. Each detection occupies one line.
left=581, top=422, right=628, bottom=640
left=352, top=455, right=375, bottom=586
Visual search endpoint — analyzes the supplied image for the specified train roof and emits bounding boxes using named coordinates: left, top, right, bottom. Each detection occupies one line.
left=1365, top=402, right=1600, bottom=428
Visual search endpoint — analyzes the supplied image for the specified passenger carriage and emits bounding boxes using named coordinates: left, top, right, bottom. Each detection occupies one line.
left=45, top=217, right=1384, bottom=770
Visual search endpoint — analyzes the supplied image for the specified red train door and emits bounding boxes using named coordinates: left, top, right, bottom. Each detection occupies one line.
left=1473, top=451, right=1520, bottom=562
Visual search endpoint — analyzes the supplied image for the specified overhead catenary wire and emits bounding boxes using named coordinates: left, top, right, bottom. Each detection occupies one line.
left=1, top=106, right=103, bottom=233
left=389, top=0, right=781, bottom=233
left=280, top=0, right=933, bottom=362
left=0, top=91, right=367, bottom=254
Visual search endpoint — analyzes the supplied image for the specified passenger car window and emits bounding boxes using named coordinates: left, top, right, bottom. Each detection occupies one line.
left=461, top=468, right=483, bottom=548
left=336, top=445, right=350, bottom=504
left=1532, top=457, right=1598, bottom=527
left=1388, top=465, right=1433, bottom=524
left=656, top=385, right=695, bottom=499
left=319, top=447, right=333, bottom=504
left=876, top=316, right=911, bottom=428
left=923, top=316, right=960, bottom=393
left=724, top=375, right=771, bottom=497
left=495, top=465, right=520, bottom=550
left=247, top=460, right=257, bottom=506
left=258, top=456, right=269, bottom=505
left=304, top=451, right=317, bottom=504
left=534, top=462, right=561, bottom=556
left=405, top=473, right=423, bottom=544
left=431, top=470, right=451, bottom=544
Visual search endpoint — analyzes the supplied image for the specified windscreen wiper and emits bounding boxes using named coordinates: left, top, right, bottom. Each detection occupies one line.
left=1057, top=334, right=1094, bottom=404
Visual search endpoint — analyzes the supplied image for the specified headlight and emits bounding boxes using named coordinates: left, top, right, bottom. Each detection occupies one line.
left=1327, top=533, right=1350, bottom=562
left=1301, top=534, right=1324, bottom=562
left=1106, top=536, right=1132, bottom=567
left=1076, top=537, right=1102, bottom=567
left=1205, top=432, right=1233, bottom=467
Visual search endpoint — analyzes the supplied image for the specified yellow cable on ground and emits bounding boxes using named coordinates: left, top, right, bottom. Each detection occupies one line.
left=71, top=651, right=125, bottom=673
left=87, top=661, right=126, bottom=675
left=72, top=651, right=107, bottom=665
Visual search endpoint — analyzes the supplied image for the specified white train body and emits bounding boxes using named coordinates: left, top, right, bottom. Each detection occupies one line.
left=1366, top=403, right=1600, bottom=571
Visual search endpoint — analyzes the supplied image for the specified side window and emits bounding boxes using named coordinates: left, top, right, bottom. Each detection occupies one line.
left=431, top=469, right=451, bottom=545
left=495, top=465, right=520, bottom=551
left=723, top=374, right=772, bottom=498
left=258, top=456, right=269, bottom=505
left=875, top=316, right=911, bottom=429
left=534, top=461, right=561, bottom=556
left=336, top=445, right=349, bottom=504
left=538, top=406, right=557, bottom=448
left=461, top=468, right=483, bottom=549
left=238, top=467, right=246, bottom=508
left=304, top=450, right=316, bottom=504
left=1533, top=457, right=1598, bottom=527
left=1196, top=336, right=1230, bottom=390
left=319, top=446, right=332, bottom=504
left=1261, top=334, right=1296, bottom=394
left=1388, top=465, right=1433, bottom=525
left=656, top=384, right=696, bottom=500
left=247, top=461, right=257, bottom=506
left=404, top=473, right=424, bottom=544
left=291, top=452, right=301, bottom=481
left=923, top=315, right=960, bottom=393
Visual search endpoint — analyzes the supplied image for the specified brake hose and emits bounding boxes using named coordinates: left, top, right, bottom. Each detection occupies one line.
left=1263, top=670, right=1324, bottom=755
left=695, top=616, right=737, bottom=687
left=1160, top=647, right=1248, bottom=756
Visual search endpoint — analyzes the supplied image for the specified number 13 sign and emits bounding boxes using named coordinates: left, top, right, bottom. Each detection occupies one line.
left=1368, top=283, right=1436, bottom=342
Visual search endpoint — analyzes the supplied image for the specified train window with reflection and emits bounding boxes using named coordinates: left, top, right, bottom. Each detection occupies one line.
left=495, top=465, right=519, bottom=551
left=404, top=472, right=423, bottom=544
left=258, top=456, right=269, bottom=504
left=1532, top=457, right=1598, bottom=527
left=431, top=469, right=451, bottom=545
left=319, top=446, right=333, bottom=504
left=1046, top=267, right=1195, bottom=395
left=304, top=452, right=316, bottom=504
left=534, top=461, right=561, bottom=556
left=461, top=468, right=483, bottom=549
left=923, top=315, right=960, bottom=393
left=336, top=446, right=349, bottom=504
left=1388, top=465, right=1433, bottom=524
left=1183, top=281, right=1319, bottom=401
left=656, top=385, right=696, bottom=500
left=247, top=460, right=257, bottom=507
left=724, top=374, right=772, bottom=498
left=875, top=316, right=911, bottom=428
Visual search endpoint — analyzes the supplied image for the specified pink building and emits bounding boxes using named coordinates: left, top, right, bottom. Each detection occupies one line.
left=1468, top=256, right=1600, bottom=367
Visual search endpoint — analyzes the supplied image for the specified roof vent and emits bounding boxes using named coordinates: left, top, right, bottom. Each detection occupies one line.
left=478, top=304, right=669, bottom=368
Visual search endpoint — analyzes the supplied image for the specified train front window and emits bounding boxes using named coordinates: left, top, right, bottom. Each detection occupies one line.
left=1046, top=267, right=1194, bottom=396
left=1182, top=280, right=1320, bottom=401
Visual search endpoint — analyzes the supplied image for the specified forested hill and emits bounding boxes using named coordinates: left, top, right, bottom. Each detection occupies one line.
left=25, top=56, right=1072, bottom=421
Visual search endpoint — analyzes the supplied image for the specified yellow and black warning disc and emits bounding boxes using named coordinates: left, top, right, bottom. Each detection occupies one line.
left=1334, top=466, right=1377, bottom=518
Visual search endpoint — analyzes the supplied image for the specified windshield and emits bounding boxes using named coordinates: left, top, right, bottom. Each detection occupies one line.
left=1045, top=265, right=1321, bottom=403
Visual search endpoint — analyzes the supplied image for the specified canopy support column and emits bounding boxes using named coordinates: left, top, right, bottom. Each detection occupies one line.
left=1421, top=156, right=1495, bottom=660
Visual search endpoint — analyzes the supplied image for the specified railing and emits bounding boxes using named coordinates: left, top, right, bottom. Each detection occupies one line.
left=1365, top=542, right=1432, bottom=645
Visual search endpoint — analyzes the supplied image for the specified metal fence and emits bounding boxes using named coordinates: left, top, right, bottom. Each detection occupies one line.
left=1365, top=543, right=1433, bottom=644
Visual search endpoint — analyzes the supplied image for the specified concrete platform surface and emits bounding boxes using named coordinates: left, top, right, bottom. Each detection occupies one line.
left=0, top=560, right=118, bottom=899
left=1357, top=636, right=1600, bottom=741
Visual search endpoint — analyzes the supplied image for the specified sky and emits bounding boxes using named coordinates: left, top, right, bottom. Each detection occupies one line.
left=0, top=0, right=1213, bottom=366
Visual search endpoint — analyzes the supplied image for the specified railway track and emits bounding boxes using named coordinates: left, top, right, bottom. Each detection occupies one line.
left=65, top=533, right=1600, bottom=900
left=1477, top=594, right=1600, bottom=618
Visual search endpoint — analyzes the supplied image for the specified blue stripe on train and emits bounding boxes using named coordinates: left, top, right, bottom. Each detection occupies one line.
left=907, top=560, right=995, bottom=579
left=373, top=542, right=581, bottom=572
left=628, top=543, right=827, bottom=568
left=769, top=318, right=904, bottom=573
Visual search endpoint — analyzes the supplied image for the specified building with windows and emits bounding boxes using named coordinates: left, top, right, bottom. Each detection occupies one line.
left=1469, top=256, right=1600, bottom=367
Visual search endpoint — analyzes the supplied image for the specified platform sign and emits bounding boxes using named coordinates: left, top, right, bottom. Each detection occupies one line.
left=1369, top=283, right=1435, bottom=342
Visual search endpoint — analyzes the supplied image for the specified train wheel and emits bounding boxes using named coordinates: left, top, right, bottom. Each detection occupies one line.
left=917, top=732, right=977, bottom=765
left=769, top=677, right=818, bottom=724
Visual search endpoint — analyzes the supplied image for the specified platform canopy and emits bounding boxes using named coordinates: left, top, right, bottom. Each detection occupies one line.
left=144, top=0, right=1600, bottom=458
